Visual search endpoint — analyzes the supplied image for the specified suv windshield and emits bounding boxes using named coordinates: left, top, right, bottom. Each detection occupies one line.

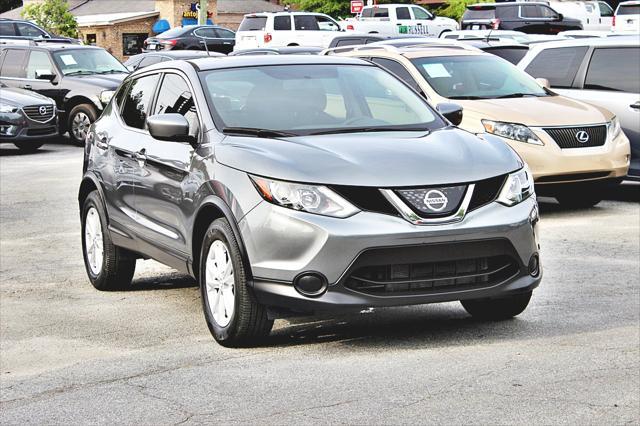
left=52, top=49, right=128, bottom=75
left=201, top=64, right=444, bottom=135
left=411, top=55, right=548, bottom=99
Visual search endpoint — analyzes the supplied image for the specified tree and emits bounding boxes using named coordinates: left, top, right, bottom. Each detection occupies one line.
left=433, top=0, right=489, bottom=21
left=21, top=0, right=78, bottom=38
left=286, top=0, right=414, bottom=19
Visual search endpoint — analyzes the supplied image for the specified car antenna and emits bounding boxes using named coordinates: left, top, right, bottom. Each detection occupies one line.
left=486, top=28, right=493, bottom=42
left=200, top=37, right=211, bottom=56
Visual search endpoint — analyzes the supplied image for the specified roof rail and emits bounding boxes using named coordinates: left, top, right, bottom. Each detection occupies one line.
left=322, top=41, right=479, bottom=56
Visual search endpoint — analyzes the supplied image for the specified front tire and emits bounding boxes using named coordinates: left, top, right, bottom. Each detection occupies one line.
left=461, top=291, right=532, bottom=320
left=81, top=191, right=136, bottom=291
left=200, top=218, right=273, bottom=347
left=68, top=103, right=97, bottom=146
left=14, top=142, right=43, bottom=153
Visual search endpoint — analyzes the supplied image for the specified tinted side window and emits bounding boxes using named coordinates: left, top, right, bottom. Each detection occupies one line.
left=0, top=49, right=28, bottom=78
left=138, top=56, right=163, bottom=69
left=114, top=80, right=130, bottom=110
left=194, top=28, right=216, bottom=38
left=26, top=50, right=54, bottom=79
left=274, top=16, right=292, bottom=30
left=598, top=2, right=613, bottom=16
left=485, top=47, right=529, bottom=64
left=153, top=74, right=200, bottom=139
left=336, top=38, right=362, bottom=47
left=585, top=48, right=640, bottom=93
left=521, top=5, right=542, bottom=17
left=16, top=23, right=46, bottom=37
left=373, top=7, right=389, bottom=18
left=361, top=8, right=374, bottom=18
left=294, top=15, right=320, bottom=31
left=412, top=7, right=432, bottom=20
left=0, top=22, right=15, bottom=36
left=396, top=7, right=411, bottom=20
left=370, top=57, right=421, bottom=92
left=215, top=28, right=235, bottom=38
left=540, top=6, right=558, bottom=18
left=121, top=74, right=160, bottom=129
left=497, top=6, right=518, bottom=19
left=525, top=47, right=588, bottom=88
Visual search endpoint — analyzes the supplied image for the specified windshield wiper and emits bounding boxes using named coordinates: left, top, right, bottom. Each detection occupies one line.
left=308, top=126, right=430, bottom=136
left=64, top=70, right=94, bottom=76
left=222, top=127, right=299, bottom=138
left=96, top=69, right=126, bottom=74
left=494, top=93, right=543, bottom=99
left=447, top=95, right=488, bottom=100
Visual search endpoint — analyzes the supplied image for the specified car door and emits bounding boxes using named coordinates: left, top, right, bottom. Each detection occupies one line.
left=518, top=5, right=546, bottom=33
left=293, top=15, right=320, bottom=46
left=411, top=6, right=437, bottom=37
left=23, top=50, right=64, bottom=108
left=597, top=1, right=614, bottom=30
left=133, top=71, right=199, bottom=264
left=103, top=73, right=160, bottom=245
left=214, top=28, right=236, bottom=54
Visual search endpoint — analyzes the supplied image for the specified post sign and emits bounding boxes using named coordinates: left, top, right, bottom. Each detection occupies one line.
left=351, top=0, right=364, bottom=14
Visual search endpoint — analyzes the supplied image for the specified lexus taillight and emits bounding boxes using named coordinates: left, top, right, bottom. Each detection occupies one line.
left=491, top=18, right=501, bottom=29
left=264, top=33, right=272, bottom=43
left=161, top=39, right=177, bottom=46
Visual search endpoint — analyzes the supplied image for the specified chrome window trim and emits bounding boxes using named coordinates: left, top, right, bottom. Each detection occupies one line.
left=380, top=184, right=475, bottom=225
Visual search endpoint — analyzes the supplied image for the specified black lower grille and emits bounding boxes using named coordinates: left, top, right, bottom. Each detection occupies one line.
left=341, top=239, right=522, bottom=296
left=536, top=171, right=611, bottom=183
left=346, top=255, right=519, bottom=295
left=26, top=126, right=56, bottom=136
left=544, top=125, right=606, bottom=149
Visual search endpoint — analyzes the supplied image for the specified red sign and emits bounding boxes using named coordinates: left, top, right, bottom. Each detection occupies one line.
left=351, top=0, right=364, bottom=14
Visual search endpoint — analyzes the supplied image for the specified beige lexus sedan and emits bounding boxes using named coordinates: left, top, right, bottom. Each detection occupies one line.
left=331, top=45, right=630, bottom=207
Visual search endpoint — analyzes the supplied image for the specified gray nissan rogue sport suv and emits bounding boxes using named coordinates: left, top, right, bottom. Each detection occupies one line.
left=79, top=56, right=542, bottom=346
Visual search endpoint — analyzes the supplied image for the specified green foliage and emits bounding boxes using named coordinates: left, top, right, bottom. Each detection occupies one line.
left=286, top=0, right=414, bottom=19
left=21, top=0, right=78, bottom=38
left=432, top=0, right=489, bottom=21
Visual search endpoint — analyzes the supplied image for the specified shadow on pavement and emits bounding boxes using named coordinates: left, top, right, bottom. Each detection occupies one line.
left=0, top=135, right=78, bottom=156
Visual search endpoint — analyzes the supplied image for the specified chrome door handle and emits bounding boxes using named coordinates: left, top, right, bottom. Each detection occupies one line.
left=631, top=102, right=640, bottom=110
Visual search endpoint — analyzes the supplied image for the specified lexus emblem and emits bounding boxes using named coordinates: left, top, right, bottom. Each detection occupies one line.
left=423, top=189, right=448, bottom=212
left=575, top=130, right=589, bottom=144
left=39, top=106, right=47, bottom=115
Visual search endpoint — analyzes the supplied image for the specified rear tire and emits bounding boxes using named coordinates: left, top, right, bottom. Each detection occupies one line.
left=200, top=218, right=273, bottom=347
left=14, top=142, right=43, bottom=153
left=461, top=291, right=532, bottom=320
left=68, top=103, right=97, bottom=146
left=81, top=191, right=136, bottom=291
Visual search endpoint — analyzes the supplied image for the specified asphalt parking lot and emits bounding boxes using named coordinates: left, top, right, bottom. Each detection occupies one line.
left=0, top=139, right=639, bottom=424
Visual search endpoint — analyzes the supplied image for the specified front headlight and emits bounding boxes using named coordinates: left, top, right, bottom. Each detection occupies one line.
left=608, top=116, right=621, bottom=140
left=497, top=165, right=535, bottom=206
left=250, top=176, right=359, bottom=218
left=99, top=90, right=115, bottom=105
left=482, top=120, right=543, bottom=146
left=0, top=103, right=18, bottom=113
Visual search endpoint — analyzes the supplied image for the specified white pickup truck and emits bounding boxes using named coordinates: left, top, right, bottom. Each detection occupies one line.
left=342, top=4, right=458, bottom=37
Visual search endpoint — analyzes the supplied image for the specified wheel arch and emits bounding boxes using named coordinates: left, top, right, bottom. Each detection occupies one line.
left=191, top=197, right=254, bottom=283
left=64, top=95, right=101, bottom=125
left=78, top=174, right=107, bottom=220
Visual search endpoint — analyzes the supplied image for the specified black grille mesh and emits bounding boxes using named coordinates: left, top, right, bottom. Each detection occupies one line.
left=544, top=125, right=606, bottom=149
left=330, top=185, right=399, bottom=217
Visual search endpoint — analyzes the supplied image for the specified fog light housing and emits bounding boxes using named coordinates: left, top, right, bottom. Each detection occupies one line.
left=0, top=125, right=18, bottom=136
left=293, top=272, right=328, bottom=297
left=528, top=254, right=540, bottom=277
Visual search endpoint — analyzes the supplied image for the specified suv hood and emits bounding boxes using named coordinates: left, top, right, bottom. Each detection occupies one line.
left=216, top=127, right=521, bottom=187
left=0, top=86, right=55, bottom=106
left=65, top=73, right=127, bottom=89
left=458, top=95, right=613, bottom=128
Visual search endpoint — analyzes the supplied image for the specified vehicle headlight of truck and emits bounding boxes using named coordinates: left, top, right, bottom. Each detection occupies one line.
left=482, top=120, right=543, bottom=146
left=250, top=175, right=359, bottom=218
left=497, top=165, right=535, bottom=206
left=608, top=116, right=621, bottom=140
left=0, top=103, right=18, bottom=114
left=99, top=90, right=115, bottom=105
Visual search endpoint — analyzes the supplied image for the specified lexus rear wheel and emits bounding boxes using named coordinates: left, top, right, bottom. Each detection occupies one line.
left=461, top=291, right=532, bottom=320
left=200, top=218, right=273, bottom=347
left=82, top=191, right=136, bottom=291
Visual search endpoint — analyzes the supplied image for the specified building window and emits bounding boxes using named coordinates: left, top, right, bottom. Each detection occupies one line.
left=122, top=33, right=147, bottom=56
left=86, top=34, right=96, bottom=46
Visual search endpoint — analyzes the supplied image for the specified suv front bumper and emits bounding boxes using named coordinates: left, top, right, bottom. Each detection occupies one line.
left=240, top=196, right=541, bottom=313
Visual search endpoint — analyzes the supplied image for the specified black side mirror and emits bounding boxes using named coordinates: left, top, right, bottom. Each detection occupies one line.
left=557, top=13, right=563, bottom=20
left=35, top=69, right=56, bottom=82
left=436, top=103, right=463, bottom=126
left=147, top=114, right=195, bottom=144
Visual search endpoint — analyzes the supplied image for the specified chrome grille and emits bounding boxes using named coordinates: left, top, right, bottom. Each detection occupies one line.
left=22, top=105, right=55, bottom=123
left=544, top=125, right=606, bottom=149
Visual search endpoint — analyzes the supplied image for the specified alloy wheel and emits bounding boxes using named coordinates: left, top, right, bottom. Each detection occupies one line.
left=72, top=112, right=91, bottom=141
left=84, top=207, right=104, bottom=275
left=205, top=240, right=235, bottom=327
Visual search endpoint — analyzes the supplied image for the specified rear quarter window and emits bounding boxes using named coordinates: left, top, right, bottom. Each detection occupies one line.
left=524, top=46, right=588, bottom=88
left=496, top=6, right=519, bottom=19
left=238, top=16, right=267, bottom=31
left=485, top=47, right=529, bottom=64
left=584, top=47, right=640, bottom=93
left=273, top=15, right=291, bottom=30
left=0, top=22, right=15, bottom=36
left=0, top=49, right=28, bottom=78
left=616, top=4, right=640, bottom=14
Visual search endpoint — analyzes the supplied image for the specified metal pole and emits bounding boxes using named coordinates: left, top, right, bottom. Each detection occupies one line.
left=198, top=0, right=208, bottom=25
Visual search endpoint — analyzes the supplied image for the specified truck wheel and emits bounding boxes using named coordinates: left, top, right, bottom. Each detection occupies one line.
left=461, top=291, right=532, bottom=320
left=14, top=142, right=43, bottom=153
left=81, top=191, right=136, bottom=291
left=200, top=218, right=273, bottom=347
left=68, top=103, right=97, bottom=146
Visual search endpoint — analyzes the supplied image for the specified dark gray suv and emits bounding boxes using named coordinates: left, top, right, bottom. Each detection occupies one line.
left=79, top=56, right=542, bottom=346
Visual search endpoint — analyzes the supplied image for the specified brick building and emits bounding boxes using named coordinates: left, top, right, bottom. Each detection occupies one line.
left=0, top=0, right=284, bottom=61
